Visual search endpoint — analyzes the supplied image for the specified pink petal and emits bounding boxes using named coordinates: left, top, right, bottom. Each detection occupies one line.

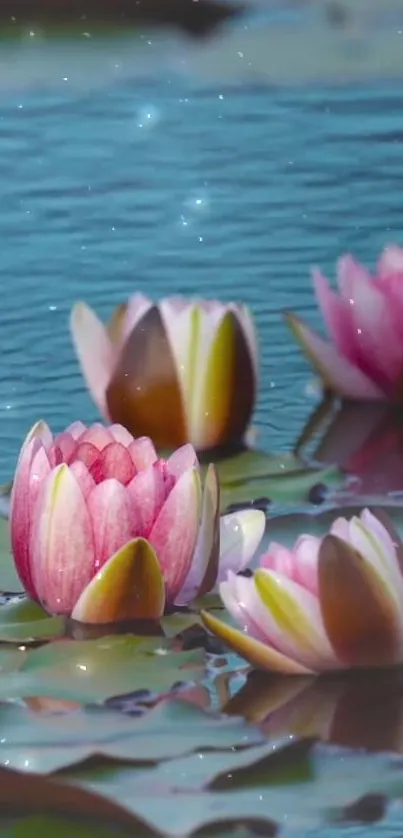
left=337, top=254, right=373, bottom=299
left=108, top=424, right=136, bottom=446
left=78, top=423, right=113, bottom=451
left=69, top=460, right=95, bottom=500
left=30, top=464, right=95, bottom=615
left=70, top=302, right=115, bottom=417
left=312, top=269, right=356, bottom=360
left=52, top=432, right=76, bottom=464
left=87, top=479, right=133, bottom=572
left=377, top=244, right=403, bottom=277
left=260, top=543, right=298, bottom=576
left=28, top=446, right=52, bottom=515
left=65, top=421, right=87, bottom=440
left=175, top=463, right=220, bottom=605
left=122, top=293, right=153, bottom=343
left=285, top=313, right=383, bottom=400
left=10, top=437, right=43, bottom=599
left=149, top=468, right=201, bottom=604
left=219, top=572, right=267, bottom=641
left=128, top=437, right=158, bottom=471
left=89, top=442, right=135, bottom=486
left=293, top=535, right=320, bottom=595
left=72, top=442, right=101, bottom=471
left=166, top=444, right=198, bottom=479
left=126, top=463, right=166, bottom=538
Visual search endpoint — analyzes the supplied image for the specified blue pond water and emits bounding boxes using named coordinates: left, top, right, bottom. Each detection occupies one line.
left=0, top=5, right=402, bottom=482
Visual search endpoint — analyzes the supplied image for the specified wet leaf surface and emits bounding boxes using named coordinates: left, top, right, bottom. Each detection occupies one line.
left=0, top=636, right=205, bottom=703
left=0, top=698, right=265, bottom=774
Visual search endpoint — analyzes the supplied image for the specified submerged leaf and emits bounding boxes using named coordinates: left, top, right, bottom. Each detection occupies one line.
left=0, top=518, right=23, bottom=593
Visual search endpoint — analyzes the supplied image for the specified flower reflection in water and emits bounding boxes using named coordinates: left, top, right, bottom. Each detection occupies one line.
left=224, top=667, right=403, bottom=755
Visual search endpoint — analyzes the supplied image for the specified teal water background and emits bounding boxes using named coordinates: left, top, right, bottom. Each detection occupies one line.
left=1, top=5, right=403, bottom=479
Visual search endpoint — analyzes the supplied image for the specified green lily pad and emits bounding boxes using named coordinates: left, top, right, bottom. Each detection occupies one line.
left=0, top=636, right=205, bottom=703
left=213, top=452, right=343, bottom=510
left=58, top=740, right=403, bottom=836
left=0, top=518, right=23, bottom=593
left=0, top=815, right=137, bottom=838
left=0, top=597, right=64, bottom=643
left=0, top=698, right=265, bottom=774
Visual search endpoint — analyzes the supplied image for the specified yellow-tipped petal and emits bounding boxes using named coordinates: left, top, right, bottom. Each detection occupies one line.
left=195, top=311, right=255, bottom=449
left=107, top=302, right=129, bottom=347
left=72, top=538, right=165, bottom=624
left=201, top=610, right=312, bottom=675
left=318, top=534, right=401, bottom=667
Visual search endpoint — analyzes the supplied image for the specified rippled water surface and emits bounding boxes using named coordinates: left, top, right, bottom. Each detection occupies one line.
left=1, top=3, right=403, bottom=479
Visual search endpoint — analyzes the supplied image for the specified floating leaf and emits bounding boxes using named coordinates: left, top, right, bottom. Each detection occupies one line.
left=0, top=597, right=64, bottom=643
left=0, top=636, right=205, bottom=703
left=0, top=698, right=265, bottom=774
left=58, top=741, right=403, bottom=836
left=0, top=518, right=22, bottom=593
left=219, top=465, right=343, bottom=510
left=0, top=814, right=136, bottom=838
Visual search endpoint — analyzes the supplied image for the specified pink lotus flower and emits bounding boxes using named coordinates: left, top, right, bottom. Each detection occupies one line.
left=70, top=294, right=258, bottom=452
left=202, top=509, right=403, bottom=674
left=285, top=245, right=403, bottom=401
left=10, top=421, right=265, bottom=623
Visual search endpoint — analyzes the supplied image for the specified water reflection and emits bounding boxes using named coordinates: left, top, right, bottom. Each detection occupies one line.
left=224, top=667, right=403, bottom=754
left=296, top=398, right=403, bottom=497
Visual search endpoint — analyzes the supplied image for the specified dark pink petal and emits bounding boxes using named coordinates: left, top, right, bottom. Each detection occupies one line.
left=285, top=313, right=384, bottom=400
left=72, top=442, right=101, bottom=471
left=89, top=442, right=135, bottom=486
left=30, top=465, right=95, bottom=615
left=87, top=479, right=133, bottom=571
left=78, top=423, right=113, bottom=451
left=149, top=468, right=201, bottom=604
left=126, top=463, right=166, bottom=537
left=128, top=437, right=158, bottom=471
left=51, top=432, right=76, bottom=464
left=69, top=460, right=95, bottom=500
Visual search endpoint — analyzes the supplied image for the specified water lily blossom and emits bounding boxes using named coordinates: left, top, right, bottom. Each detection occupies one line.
left=70, top=294, right=258, bottom=451
left=202, top=509, right=403, bottom=673
left=286, top=245, right=403, bottom=401
left=10, top=421, right=265, bottom=623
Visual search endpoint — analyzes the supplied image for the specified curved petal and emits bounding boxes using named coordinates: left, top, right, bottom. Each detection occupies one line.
left=70, top=302, right=115, bottom=417
left=190, top=309, right=255, bottom=450
left=219, top=572, right=268, bottom=642
left=175, top=464, right=220, bottom=605
left=122, top=293, right=153, bottom=343
left=128, top=437, right=158, bottom=471
left=105, top=305, right=187, bottom=449
left=65, top=421, right=87, bottom=440
left=347, top=512, right=403, bottom=616
left=89, top=442, right=135, bottom=486
left=71, top=538, right=165, bottom=623
left=10, top=437, right=44, bottom=600
left=230, top=303, right=259, bottom=384
left=312, top=269, right=356, bottom=359
left=78, top=423, right=113, bottom=451
left=217, top=508, right=266, bottom=580
left=30, top=464, right=95, bottom=615
left=318, top=534, right=403, bottom=667
left=87, top=479, right=133, bottom=571
left=377, top=245, right=403, bottom=278
left=201, top=610, right=313, bottom=675
left=69, top=460, right=95, bottom=500
left=166, top=444, right=198, bottom=479
left=149, top=467, right=201, bottom=604
left=337, top=254, right=373, bottom=299
left=126, top=463, right=165, bottom=538
left=108, top=424, right=136, bottom=446
left=52, top=432, right=76, bottom=464
left=284, top=312, right=383, bottom=400
left=254, top=569, right=337, bottom=671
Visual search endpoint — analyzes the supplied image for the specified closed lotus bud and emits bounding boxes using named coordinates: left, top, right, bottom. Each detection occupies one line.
left=10, top=420, right=265, bottom=623
left=70, top=295, right=258, bottom=452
